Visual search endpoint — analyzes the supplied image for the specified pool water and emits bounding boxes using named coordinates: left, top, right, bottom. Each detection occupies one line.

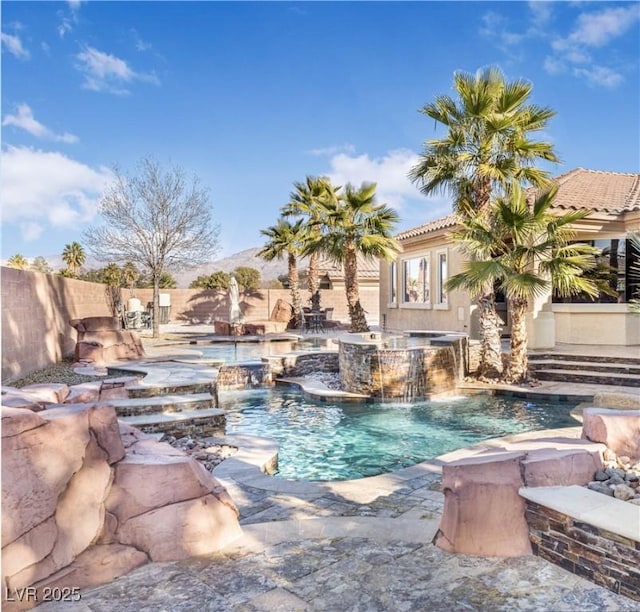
left=218, top=388, right=578, bottom=481
left=190, top=339, right=333, bottom=362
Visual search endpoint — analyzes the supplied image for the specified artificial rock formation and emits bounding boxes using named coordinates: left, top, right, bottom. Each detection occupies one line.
left=434, top=437, right=604, bottom=557
left=1, top=405, right=242, bottom=610
left=70, top=316, right=145, bottom=365
left=582, top=407, right=640, bottom=461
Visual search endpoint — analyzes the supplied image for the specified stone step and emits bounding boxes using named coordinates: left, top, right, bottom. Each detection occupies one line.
left=529, top=360, right=640, bottom=376
left=103, top=393, right=216, bottom=417
left=534, top=368, right=640, bottom=388
left=125, top=381, right=216, bottom=399
left=528, top=353, right=640, bottom=366
left=118, top=408, right=226, bottom=437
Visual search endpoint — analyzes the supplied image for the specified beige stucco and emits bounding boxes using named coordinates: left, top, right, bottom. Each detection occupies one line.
left=380, top=229, right=476, bottom=335
left=379, top=210, right=640, bottom=347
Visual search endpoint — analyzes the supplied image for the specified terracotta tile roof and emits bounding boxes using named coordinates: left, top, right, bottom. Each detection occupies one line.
left=395, top=168, right=640, bottom=243
left=395, top=214, right=458, bottom=240
left=540, top=168, right=640, bottom=214
left=318, top=253, right=379, bottom=279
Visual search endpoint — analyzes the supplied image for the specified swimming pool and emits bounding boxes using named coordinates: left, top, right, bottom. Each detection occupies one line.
left=218, top=388, right=578, bottom=481
left=187, top=339, right=334, bottom=362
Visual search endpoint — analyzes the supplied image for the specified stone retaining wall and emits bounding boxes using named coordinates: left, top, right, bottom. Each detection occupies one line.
left=266, top=353, right=339, bottom=378
left=525, top=500, right=640, bottom=601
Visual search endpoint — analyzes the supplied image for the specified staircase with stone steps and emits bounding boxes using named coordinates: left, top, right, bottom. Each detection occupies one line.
left=529, top=353, right=640, bottom=388
left=106, top=393, right=217, bottom=417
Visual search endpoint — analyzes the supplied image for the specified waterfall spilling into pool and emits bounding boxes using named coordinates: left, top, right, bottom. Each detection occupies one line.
left=338, top=332, right=467, bottom=401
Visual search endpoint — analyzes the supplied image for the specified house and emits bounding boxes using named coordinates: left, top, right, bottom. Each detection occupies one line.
left=380, top=168, right=640, bottom=347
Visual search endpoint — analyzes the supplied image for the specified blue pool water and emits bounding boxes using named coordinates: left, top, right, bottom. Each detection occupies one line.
left=218, top=388, right=578, bottom=481
left=188, top=339, right=332, bottom=362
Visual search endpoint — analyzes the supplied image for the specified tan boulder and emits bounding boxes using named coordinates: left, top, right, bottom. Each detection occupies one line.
left=270, top=298, right=293, bottom=323
left=1, top=407, right=90, bottom=547
left=127, top=437, right=185, bottom=456
left=6, top=434, right=113, bottom=589
left=117, top=494, right=243, bottom=562
left=118, top=422, right=152, bottom=448
left=1, top=389, right=46, bottom=412
left=521, top=449, right=603, bottom=487
left=1, top=407, right=46, bottom=438
left=16, top=384, right=70, bottom=404
left=31, top=544, right=148, bottom=594
left=434, top=451, right=532, bottom=557
left=70, top=317, right=121, bottom=333
left=582, top=408, right=640, bottom=461
left=1, top=517, right=57, bottom=580
left=64, top=381, right=102, bottom=404
left=87, top=405, right=126, bottom=464
left=106, top=454, right=218, bottom=522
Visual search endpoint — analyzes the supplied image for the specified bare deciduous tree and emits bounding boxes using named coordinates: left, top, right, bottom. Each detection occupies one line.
left=83, top=157, right=221, bottom=337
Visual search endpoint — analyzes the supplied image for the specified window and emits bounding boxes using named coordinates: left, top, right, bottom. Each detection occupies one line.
left=436, top=251, right=448, bottom=304
left=389, top=261, right=397, bottom=304
left=553, top=237, right=640, bottom=304
left=403, top=257, right=430, bottom=304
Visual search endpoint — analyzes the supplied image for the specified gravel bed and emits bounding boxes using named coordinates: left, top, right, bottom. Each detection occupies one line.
left=7, top=360, right=108, bottom=389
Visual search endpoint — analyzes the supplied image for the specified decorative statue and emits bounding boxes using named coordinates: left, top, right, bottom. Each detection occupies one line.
left=229, top=276, right=242, bottom=324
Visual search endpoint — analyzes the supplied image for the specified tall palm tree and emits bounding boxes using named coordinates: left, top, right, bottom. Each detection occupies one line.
left=258, top=218, right=307, bottom=326
left=281, top=176, right=340, bottom=299
left=62, top=241, right=86, bottom=276
left=313, top=182, right=400, bottom=333
left=446, top=184, right=599, bottom=383
left=7, top=254, right=28, bottom=270
left=409, top=66, right=559, bottom=378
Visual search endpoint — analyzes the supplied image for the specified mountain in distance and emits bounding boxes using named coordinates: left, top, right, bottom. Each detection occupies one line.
left=2, top=247, right=300, bottom=288
left=172, top=247, right=302, bottom=288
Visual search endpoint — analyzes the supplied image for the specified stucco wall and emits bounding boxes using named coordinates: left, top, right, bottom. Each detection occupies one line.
left=2, top=267, right=114, bottom=382
left=552, top=304, right=640, bottom=345
left=379, top=241, right=474, bottom=336
left=1, top=267, right=379, bottom=382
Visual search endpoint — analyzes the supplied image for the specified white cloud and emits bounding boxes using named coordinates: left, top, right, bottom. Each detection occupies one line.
left=480, top=3, right=637, bottom=89
left=323, top=148, right=421, bottom=210
left=0, top=146, right=113, bottom=242
left=307, top=143, right=355, bottom=157
left=130, top=28, right=152, bottom=52
left=75, top=46, right=160, bottom=94
left=1, top=31, right=30, bottom=59
left=566, top=5, right=640, bottom=48
left=3, top=104, right=78, bottom=143
left=573, top=65, right=624, bottom=88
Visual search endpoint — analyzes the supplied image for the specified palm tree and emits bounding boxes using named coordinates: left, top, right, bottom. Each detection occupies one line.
left=281, top=176, right=341, bottom=300
left=62, top=241, right=86, bottom=276
left=7, top=254, right=28, bottom=270
left=409, top=66, right=559, bottom=378
left=313, top=182, right=400, bottom=332
left=121, top=261, right=139, bottom=296
left=258, top=218, right=308, bottom=326
left=446, top=184, right=599, bottom=383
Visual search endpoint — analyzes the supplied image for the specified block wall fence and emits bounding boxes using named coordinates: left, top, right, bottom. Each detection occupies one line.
left=1, top=267, right=379, bottom=382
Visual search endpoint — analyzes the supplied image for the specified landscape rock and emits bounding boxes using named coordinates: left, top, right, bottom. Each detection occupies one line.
left=270, top=298, right=293, bottom=323
left=16, top=383, right=70, bottom=405
left=105, top=454, right=216, bottom=522
left=612, top=483, right=636, bottom=501
left=87, top=404, right=126, bottom=464
left=435, top=451, right=531, bottom=557
left=587, top=481, right=614, bottom=496
left=63, top=381, right=102, bottom=404
left=31, top=544, right=148, bottom=594
left=521, top=449, right=602, bottom=487
left=1, top=407, right=46, bottom=438
left=1, top=406, right=90, bottom=547
left=582, top=408, right=640, bottom=460
left=117, top=493, right=242, bottom=562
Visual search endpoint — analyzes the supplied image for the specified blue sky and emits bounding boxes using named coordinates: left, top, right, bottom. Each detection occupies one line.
left=2, top=1, right=639, bottom=265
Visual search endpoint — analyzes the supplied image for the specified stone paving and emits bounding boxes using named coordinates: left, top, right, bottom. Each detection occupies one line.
left=35, top=331, right=640, bottom=611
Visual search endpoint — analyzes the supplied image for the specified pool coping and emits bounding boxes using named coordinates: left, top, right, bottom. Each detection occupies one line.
left=211, top=426, right=586, bottom=497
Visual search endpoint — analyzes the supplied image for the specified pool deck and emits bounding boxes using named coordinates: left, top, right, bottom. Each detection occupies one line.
left=50, top=326, right=640, bottom=611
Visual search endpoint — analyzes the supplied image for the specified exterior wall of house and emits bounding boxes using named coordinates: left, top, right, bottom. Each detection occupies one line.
left=552, top=304, right=640, bottom=345
left=379, top=232, right=475, bottom=336
left=380, top=213, right=640, bottom=347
